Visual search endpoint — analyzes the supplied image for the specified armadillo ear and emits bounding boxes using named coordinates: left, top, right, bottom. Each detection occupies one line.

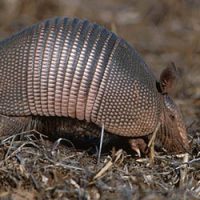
left=160, top=62, right=178, bottom=94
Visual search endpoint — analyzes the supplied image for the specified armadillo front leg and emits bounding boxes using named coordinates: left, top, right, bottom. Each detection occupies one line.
left=0, top=115, right=30, bottom=137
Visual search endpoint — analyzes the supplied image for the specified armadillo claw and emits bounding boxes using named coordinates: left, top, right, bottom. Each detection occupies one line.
left=128, top=138, right=148, bottom=157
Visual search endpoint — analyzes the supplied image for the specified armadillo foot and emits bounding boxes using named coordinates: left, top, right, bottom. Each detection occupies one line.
left=0, top=115, right=30, bottom=137
left=128, top=138, right=148, bottom=157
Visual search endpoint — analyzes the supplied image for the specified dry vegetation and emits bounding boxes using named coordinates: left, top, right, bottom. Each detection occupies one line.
left=0, top=0, right=199, bottom=199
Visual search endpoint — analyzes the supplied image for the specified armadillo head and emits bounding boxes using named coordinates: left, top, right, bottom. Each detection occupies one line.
left=159, top=95, right=189, bottom=152
left=156, top=64, right=190, bottom=153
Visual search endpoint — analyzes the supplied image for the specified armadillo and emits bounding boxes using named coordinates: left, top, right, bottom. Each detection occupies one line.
left=0, top=17, right=189, bottom=154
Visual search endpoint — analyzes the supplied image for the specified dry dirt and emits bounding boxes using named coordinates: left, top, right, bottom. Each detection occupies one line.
left=0, top=0, right=199, bottom=199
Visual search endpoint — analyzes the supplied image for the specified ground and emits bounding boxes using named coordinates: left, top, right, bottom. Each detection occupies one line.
left=0, top=0, right=199, bottom=199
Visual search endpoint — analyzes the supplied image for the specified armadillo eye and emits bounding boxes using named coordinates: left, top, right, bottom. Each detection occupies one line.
left=169, top=114, right=175, bottom=121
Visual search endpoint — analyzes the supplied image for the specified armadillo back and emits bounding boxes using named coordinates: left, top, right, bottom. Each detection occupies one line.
left=0, top=17, right=161, bottom=137
left=0, top=18, right=116, bottom=116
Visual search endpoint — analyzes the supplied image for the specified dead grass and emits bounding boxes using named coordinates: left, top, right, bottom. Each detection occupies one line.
left=0, top=128, right=199, bottom=199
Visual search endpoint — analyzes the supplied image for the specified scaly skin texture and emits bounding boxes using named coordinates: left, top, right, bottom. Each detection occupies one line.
left=0, top=17, right=189, bottom=153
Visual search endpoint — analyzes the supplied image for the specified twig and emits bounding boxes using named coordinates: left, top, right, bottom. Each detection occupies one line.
left=148, top=122, right=161, bottom=164
left=179, top=153, right=189, bottom=187
left=97, top=124, right=104, bottom=164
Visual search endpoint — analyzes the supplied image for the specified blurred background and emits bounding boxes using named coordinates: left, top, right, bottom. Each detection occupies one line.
left=0, top=0, right=199, bottom=124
